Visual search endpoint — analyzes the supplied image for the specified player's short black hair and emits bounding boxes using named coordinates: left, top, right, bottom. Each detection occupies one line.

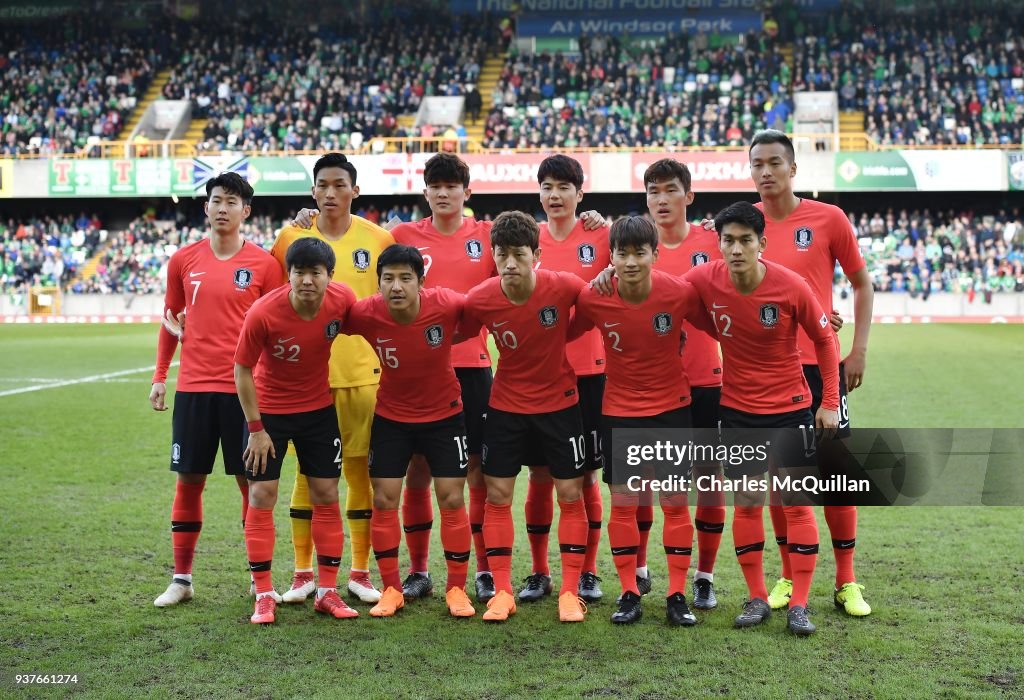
left=713, top=201, right=765, bottom=239
left=643, top=158, right=691, bottom=192
left=313, top=152, right=358, bottom=186
left=490, top=211, right=540, bottom=251
left=285, top=237, right=336, bottom=274
left=609, top=216, right=658, bottom=253
left=537, top=154, right=584, bottom=189
left=377, top=244, right=425, bottom=281
left=750, top=129, right=795, bottom=163
left=423, top=153, right=470, bottom=188
left=206, top=172, right=253, bottom=205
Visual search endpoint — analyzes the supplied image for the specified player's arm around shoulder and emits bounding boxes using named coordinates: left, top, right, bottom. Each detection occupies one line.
left=676, top=275, right=716, bottom=336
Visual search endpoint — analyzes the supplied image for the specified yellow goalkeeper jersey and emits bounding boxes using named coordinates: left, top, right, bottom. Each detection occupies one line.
left=271, top=214, right=395, bottom=388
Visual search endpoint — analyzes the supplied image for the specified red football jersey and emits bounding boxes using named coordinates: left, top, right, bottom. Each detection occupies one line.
left=655, top=226, right=724, bottom=388
left=576, top=270, right=707, bottom=417
left=538, top=219, right=610, bottom=377
left=391, top=216, right=495, bottom=368
left=685, top=260, right=839, bottom=414
left=463, top=269, right=584, bottom=414
left=154, top=239, right=282, bottom=392
left=234, top=283, right=356, bottom=414
left=345, top=287, right=464, bottom=423
left=756, top=199, right=865, bottom=364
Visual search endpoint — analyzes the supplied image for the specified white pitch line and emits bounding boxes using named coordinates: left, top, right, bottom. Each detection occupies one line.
left=0, top=362, right=179, bottom=397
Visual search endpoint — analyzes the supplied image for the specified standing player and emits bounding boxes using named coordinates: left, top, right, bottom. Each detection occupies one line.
left=519, top=154, right=610, bottom=605
left=575, top=216, right=713, bottom=625
left=462, top=211, right=591, bottom=623
left=273, top=153, right=394, bottom=605
left=235, top=238, right=358, bottom=624
left=150, top=172, right=283, bottom=608
left=389, top=153, right=496, bottom=603
left=642, top=158, right=726, bottom=610
left=686, top=201, right=840, bottom=635
left=344, top=244, right=475, bottom=618
left=748, top=130, right=873, bottom=617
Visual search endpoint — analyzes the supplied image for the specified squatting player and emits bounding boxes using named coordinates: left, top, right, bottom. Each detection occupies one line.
left=234, top=238, right=358, bottom=625
left=575, top=216, right=714, bottom=626
left=686, top=201, right=840, bottom=636
left=150, top=172, right=282, bottom=608
left=461, top=211, right=591, bottom=623
left=344, top=244, right=476, bottom=619
left=748, top=130, right=873, bottom=617
left=520, top=154, right=610, bottom=606
left=273, top=153, right=394, bottom=605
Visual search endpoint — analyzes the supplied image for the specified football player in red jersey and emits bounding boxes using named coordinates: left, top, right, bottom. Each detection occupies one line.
left=150, top=173, right=283, bottom=608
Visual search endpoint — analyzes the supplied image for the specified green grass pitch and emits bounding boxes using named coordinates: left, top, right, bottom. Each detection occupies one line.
left=0, top=323, right=1021, bottom=698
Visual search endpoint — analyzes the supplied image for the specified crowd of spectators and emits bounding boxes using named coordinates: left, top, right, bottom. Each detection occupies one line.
left=1, top=213, right=103, bottom=291
left=162, top=10, right=494, bottom=153
left=0, top=20, right=167, bottom=156
left=847, top=207, right=1024, bottom=296
left=789, top=3, right=1024, bottom=146
left=483, top=30, right=788, bottom=150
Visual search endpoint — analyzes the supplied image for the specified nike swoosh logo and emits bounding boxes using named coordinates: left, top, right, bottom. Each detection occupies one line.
left=793, top=545, right=817, bottom=554
left=492, top=321, right=509, bottom=328
left=603, top=322, right=621, bottom=328
left=834, top=541, right=856, bottom=549
left=376, top=338, right=392, bottom=343
left=277, top=337, right=294, bottom=343
left=417, top=247, right=430, bottom=251
left=805, top=449, right=816, bottom=458
left=839, top=420, right=850, bottom=429
left=575, top=462, right=585, bottom=470
left=735, top=544, right=761, bottom=555
left=712, top=303, right=727, bottom=309
left=610, top=547, right=633, bottom=556
left=189, top=271, right=206, bottom=277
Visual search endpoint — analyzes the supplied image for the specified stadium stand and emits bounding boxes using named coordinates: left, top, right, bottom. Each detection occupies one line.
left=0, top=20, right=167, bottom=156
left=0, top=214, right=104, bottom=291
left=791, top=4, right=1024, bottom=146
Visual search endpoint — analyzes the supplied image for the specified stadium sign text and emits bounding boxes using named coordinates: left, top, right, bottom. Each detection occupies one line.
left=452, top=0, right=838, bottom=11
left=518, top=10, right=762, bottom=36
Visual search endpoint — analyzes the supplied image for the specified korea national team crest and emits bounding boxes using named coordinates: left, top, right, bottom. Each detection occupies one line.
left=424, top=324, right=444, bottom=347
left=794, top=226, right=813, bottom=249
left=691, top=251, right=711, bottom=267
left=652, top=312, right=673, bottom=335
left=759, top=303, right=780, bottom=328
left=233, top=267, right=253, bottom=289
left=352, top=248, right=371, bottom=271
left=465, top=239, right=484, bottom=259
left=538, top=305, right=559, bottom=327
left=325, top=319, right=342, bottom=339
left=577, top=243, right=597, bottom=266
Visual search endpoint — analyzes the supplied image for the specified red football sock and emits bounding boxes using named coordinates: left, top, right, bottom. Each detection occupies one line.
left=440, top=507, right=471, bottom=591
left=371, top=508, right=402, bottom=591
left=525, top=478, right=554, bottom=576
left=694, top=487, right=725, bottom=575
left=469, top=486, right=489, bottom=572
left=662, top=504, right=694, bottom=596
left=171, top=480, right=204, bottom=575
left=769, top=504, right=792, bottom=579
left=402, top=486, right=434, bottom=574
left=244, top=506, right=275, bottom=594
left=608, top=500, right=640, bottom=595
left=582, top=480, right=603, bottom=574
left=784, top=505, right=819, bottom=608
left=312, top=502, right=344, bottom=591
left=824, top=505, right=857, bottom=587
left=483, top=501, right=514, bottom=593
left=636, top=504, right=654, bottom=568
left=237, top=479, right=249, bottom=528
left=557, top=499, right=588, bottom=595
left=733, top=506, right=768, bottom=601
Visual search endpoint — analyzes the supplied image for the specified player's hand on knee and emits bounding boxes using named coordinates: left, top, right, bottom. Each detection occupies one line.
left=589, top=265, right=615, bottom=295
left=149, top=382, right=167, bottom=411
left=815, top=407, right=839, bottom=441
left=244, top=431, right=275, bottom=474
left=291, top=208, right=318, bottom=229
left=579, top=210, right=607, bottom=230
